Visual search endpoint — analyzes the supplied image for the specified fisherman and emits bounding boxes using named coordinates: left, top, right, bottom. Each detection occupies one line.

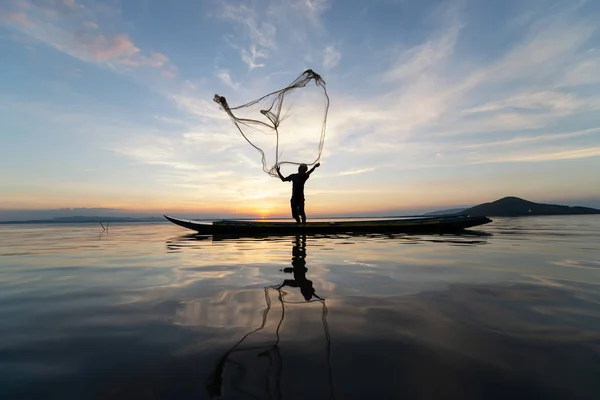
left=276, top=163, right=320, bottom=224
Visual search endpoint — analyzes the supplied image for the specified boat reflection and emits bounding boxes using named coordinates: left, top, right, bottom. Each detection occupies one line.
left=165, top=229, right=491, bottom=253
left=205, top=234, right=334, bottom=399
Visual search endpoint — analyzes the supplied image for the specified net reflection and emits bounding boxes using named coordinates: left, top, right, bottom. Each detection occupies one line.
left=206, top=234, right=334, bottom=400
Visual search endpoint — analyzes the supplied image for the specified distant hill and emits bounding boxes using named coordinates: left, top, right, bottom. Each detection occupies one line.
left=424, top=207, right=468, bottom=216
left=459, top=196, right=600, bottom=217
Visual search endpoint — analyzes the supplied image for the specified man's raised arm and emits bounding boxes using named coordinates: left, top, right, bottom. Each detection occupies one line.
left=307, top=162, right=321, bottom=176
left=276, top=166, right=291, bottom=182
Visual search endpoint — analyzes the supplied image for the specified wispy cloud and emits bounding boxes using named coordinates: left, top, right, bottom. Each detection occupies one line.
left=459, top=128, right=600, bottom=149
left=216, top=0, right=332, bottom=69
left=240, top=45, right=267, bottom=69
left=558, top=55, right=600, bottom=87
left=220, top=2, right=276, bottom=69
left=323, top=45, right=341, bottom=69
left=0, top=0, right=176, bottom=75
left=4, top=12, right=34, bottom=27
left=162, top=65, right=179, bottom=79
left=293, top=0, right=331, bottom=24
left=339, top=167, right=375, bottom=176
left=474, top=147, right=600, bottom=164
left=381, top=23, right=462, bottom=83
left=221, top=3, right=277, bottom=49
left=82, top=20, right=98, bottom=30
left=463, top=91, right=597, bottom=116
left=106, top=131, right=238, bottom=177
left=216, top=69, right=240, bottom=90
left=317, top=1, right=600, bottom=169
left=169, top=93, right=228, bottom=123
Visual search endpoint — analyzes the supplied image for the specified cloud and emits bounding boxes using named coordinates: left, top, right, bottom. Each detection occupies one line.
left=240, top=44, right=267, bottom=69
left=182, top=129, right=241, bottom=153
left=324, top=2, right=600, bottom=158
left=216, top=69, right=240, bottom=90
left=162, top=65, right=179, bottom=78
left=463, top=91, right=596, bottom=116
left=203, top=0, right=600, bottom=178
left=4, top=12, right=33, bottom=27
left=485, top=11, right=596, bottom=84
left=170, top=93, right=230, bottom=122
left=339, top=167, right=375, bottom=176
left=81, top=33, right=139, bottom=62
left=323, top=45, right=341, bottom=69
left=154, top=115, right=188, bottom=126
left=219, top=2, right=276, bottom=69
left=103, top=128, right=290, bottom=205
left=381, top=23, right=462, bottom=83
left=17, top=0, right=83, bottom=18
left=557, top=55, right=600, bottom=87
left=216, top=0, right=332, bottom=69
left=459, top=128, right=600, bottom=149
left=82, top=20, right=98, bottom=29
left=293, top=0, right=331, bottom=23
left=221, top=3, right=277, bottom=49
left=146, top=51, right=169, bottom=67
left=1, top=0, right=176, bottom=74
left=474, top=147, right=600, bottom=164
left=106, top=132, right=226, bottom=173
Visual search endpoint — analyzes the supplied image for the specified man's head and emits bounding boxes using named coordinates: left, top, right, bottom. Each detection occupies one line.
left=298, top=164, right=308, bottom=173
left=301, top=282, right=315, bottom=301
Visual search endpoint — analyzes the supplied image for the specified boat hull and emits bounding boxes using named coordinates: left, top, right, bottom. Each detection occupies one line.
left=163, top=215, right=492, bottom=235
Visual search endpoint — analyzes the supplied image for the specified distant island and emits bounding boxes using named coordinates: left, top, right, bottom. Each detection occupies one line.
left=424, top=207, right=468, bottom=216
left=456, top=196, right=600, bottom=217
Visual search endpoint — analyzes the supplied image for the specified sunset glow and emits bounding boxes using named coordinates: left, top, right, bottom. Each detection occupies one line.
left=1, top=0, right=599, bottom=220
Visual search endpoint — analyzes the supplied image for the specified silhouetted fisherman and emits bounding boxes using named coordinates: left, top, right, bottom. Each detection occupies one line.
left=276, top=163, right=320, bottom=224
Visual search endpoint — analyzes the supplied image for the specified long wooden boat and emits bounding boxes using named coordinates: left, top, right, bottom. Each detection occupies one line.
left=163, top=214, right=492, bottom=235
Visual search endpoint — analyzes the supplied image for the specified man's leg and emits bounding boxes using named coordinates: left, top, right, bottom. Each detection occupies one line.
left=290, top=198, right=301, bottom=224
left=298, top=198, right=306, bottom=224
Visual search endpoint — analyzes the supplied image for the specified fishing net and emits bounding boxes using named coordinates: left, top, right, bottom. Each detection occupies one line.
left=213, top=69, right=329, bottom=177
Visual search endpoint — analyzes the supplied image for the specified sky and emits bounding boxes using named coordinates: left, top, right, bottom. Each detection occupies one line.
left=1, top=0, right=599, bottom=219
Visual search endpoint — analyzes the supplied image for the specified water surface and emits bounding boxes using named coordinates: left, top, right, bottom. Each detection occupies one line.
left=1, top=216, right=599, bottom=399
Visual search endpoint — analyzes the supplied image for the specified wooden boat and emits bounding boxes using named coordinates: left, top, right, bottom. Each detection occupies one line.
left=163, top=214, right=492, bottom=235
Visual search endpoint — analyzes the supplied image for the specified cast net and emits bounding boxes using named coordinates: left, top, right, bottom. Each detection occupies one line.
left=213, top=69, right=329, bottom=177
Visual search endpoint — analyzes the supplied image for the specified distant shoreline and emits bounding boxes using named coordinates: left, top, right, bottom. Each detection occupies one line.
left=2, top=196, right=599, bottom=224
left=2, top=213, right=600, bottom=225
left=0, top=214, right=430, bottom=225
left=0, top=219, right=168, bottom=225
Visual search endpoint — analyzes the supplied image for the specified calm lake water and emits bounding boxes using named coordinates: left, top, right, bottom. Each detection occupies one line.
left=1, top=216, right=600, bottom=399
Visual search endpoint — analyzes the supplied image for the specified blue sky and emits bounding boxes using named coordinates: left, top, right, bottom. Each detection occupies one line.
left=1, top=0, right=599, bottom=218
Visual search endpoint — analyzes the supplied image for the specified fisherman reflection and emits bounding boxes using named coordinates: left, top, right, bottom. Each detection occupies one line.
left=205, top=234, right=332, bottom=399
left=276, top=234, right=319, bottom=301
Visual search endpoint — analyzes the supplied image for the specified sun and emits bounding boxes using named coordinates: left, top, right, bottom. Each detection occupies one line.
left=256, top=208, right=272, bottom=219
